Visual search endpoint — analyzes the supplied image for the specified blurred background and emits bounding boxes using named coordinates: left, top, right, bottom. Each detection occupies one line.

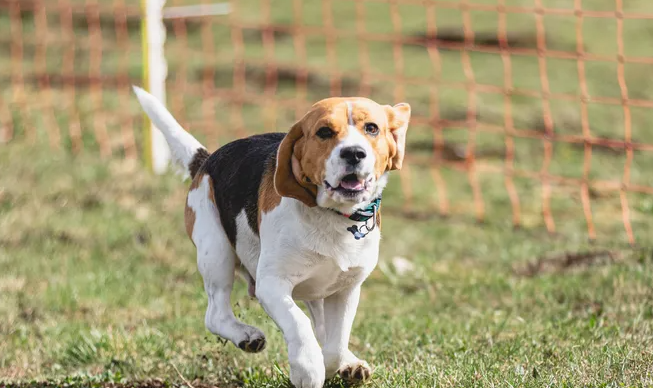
left=2, top=0, right=653, bottom=387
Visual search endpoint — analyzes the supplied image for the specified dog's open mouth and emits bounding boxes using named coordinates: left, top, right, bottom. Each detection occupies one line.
left=325, top=174, right=368, bottom=196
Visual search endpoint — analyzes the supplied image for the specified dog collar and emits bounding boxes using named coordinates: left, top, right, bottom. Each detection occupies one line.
left=332, top=197, right=381, bottom=240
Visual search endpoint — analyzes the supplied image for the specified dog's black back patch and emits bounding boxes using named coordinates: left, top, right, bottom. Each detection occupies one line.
left=202, top=133, right=285, bottom=247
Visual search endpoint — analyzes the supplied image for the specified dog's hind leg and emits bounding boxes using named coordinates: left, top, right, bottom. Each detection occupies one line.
left=188, top=174, right=266, bottom=353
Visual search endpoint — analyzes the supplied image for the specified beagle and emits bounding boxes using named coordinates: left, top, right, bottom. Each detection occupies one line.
left=133, top=87, right=410, bottom=388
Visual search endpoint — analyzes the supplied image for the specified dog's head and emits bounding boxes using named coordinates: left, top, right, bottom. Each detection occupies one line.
left=274, top=97, right=410, bottom=214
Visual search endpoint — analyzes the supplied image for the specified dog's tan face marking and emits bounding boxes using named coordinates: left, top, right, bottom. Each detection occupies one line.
left=275, top=97, right=410, bottom=212
left=346, top=100, right=395, bottom=179
left=298, top=98, right=394, bottom=183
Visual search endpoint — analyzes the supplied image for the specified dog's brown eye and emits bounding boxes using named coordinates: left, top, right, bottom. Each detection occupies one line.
left=316, top=126, right=335, bottom=139
left=364, top=123, right=379, bottom=136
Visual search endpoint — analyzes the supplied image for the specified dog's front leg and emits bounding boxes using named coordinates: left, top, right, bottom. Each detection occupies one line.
left=322, top=283, right=372, bottom=383
left=256, top=276, right=325, bottom=388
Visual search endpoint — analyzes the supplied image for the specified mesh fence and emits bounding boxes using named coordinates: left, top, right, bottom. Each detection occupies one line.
left=1, top=0, right=653, bottom=244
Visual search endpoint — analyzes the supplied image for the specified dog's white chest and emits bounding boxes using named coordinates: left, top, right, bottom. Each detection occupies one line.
left=291, top=242, right=377, bottom=300
left=259, top=229, right=380, bottom=301
left=304, top=226, right=379, bottom=271
left=254, top=198, right=380, bottom=300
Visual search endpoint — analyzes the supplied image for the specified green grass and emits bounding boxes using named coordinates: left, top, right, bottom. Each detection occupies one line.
left=1, top=140, right=653, bottom=387
left=2, top=0, right=653, bottom=386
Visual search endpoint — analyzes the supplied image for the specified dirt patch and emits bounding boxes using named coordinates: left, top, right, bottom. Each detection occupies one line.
left=242, top=26, right=293, bottom=43
left=194, top=64, right=370, bottom=96
left=0, top=73, right=138, bottom=91
left=28, top=74, right=137, bottom=89
left=0, top=0, right=142, bottom=31
left=407, top=140, right=505, bottom=161
left=411, top=28, right=539, bottom=49
left=513, top=250, right=618, bottom=277
left=526, top=112, right=637, bottom=156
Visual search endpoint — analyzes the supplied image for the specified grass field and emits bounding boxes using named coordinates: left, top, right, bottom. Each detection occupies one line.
left=2, top=0, right=653, bottom=386
left=1, top=140, right=653, bottom=387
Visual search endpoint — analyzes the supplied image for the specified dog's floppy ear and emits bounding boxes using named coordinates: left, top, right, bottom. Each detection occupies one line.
left=385, top=103, right=411, bottom=171
left=274, top=120, right=318, bottom=207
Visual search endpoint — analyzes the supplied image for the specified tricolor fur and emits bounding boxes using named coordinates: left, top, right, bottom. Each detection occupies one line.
left=133, top=87, right=410, bottom=388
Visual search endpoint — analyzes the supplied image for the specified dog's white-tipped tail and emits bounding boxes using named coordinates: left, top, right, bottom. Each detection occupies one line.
left=132, top=86, right=207, bottom=176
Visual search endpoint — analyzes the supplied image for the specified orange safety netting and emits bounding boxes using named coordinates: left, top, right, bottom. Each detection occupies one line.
left=1, top=0, right=652, bottom=244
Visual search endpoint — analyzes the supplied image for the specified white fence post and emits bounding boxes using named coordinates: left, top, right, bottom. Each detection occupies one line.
left=141, top=2, right=230, bottom=173
left=141, top=0, right=170, bottom=174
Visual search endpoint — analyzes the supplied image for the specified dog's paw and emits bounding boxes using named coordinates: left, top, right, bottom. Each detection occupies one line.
left=337, top=360, right=372, bottom=385
left=289, top=341, right=325, bottom=388
left=234, top=325, right=266, bottom=353
left=237, top=335, right=266, bottom=353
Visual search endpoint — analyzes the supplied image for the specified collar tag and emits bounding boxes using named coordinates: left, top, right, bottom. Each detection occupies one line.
left=331, top=197, right=381, bottom=240
left=346, top=203, right=378, bottom=240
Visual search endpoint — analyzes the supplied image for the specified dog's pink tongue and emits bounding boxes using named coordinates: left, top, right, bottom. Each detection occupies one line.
left=340, top=179, right=364, bottom=191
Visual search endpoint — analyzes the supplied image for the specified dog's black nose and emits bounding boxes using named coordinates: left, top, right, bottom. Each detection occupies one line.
left=340, top=146, right=367, bottom=165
